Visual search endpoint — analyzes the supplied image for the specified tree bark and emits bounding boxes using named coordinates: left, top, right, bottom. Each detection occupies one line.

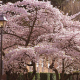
left=27, top=61, right=36, bottom=80
left=49, top=60, right=59, bottom=80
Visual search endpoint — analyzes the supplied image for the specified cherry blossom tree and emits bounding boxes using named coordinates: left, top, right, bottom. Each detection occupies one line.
left=4, top=40, right=80, bottom=80
left=1, top=0, right=80, bottom=80
left=35, top=32, right=80, bottom=80
left=1, top=0, right=80, bottom=51
left=4, top=47, right=36, bottom=80
left=1, top=0, right=54, bottom=50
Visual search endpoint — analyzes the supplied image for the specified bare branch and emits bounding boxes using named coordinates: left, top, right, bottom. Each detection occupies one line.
left=3, top=30, right=27, bottom=41
left=65, top=62, right=73, bottom=69
left=3, top=43, right=26, bottom=50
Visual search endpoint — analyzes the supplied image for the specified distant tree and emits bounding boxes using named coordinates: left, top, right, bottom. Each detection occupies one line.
left=63, top=0, right=80, bottom=21
left=38, top=0, right=66, bottom=10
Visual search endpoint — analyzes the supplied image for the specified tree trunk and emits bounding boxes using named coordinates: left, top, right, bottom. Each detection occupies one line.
left=27, top=61, right=36, bottom=80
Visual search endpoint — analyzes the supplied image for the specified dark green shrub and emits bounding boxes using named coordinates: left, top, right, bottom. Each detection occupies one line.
left=59, top=73, right=60, bottom=80
left=28, top=72, right=35, bottom=80
left=7, top=72, right=73, bottom=80
left=60, top=73, right=71, bottom=80
left=28, top=72, right=32, bottom=78
left=7, top=73, right=19, bottom=80
left=47, top=73, right=50, bottom=80
left=17, top=73, right=24, bottom=80
left=69, top=75, right=72, bottom=80
left=40, top=73, right=50, bottom=80
left=50, top=73, right=56, bottom=80
left=35, top=73, right=40, bottom=80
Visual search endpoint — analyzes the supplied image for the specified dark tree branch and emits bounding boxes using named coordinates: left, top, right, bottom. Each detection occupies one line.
left=25, top=9, right=38, bottom=46
left=2, top=50, right=5, bottom=56
left=3, top=43, right=25, bottom=50
left=53, top=68, right=59, bottom=80
left=29, top=61, right=36, bottom=80
left=49, top=59, right=59, bottom=80
left=65, top=62, right=73, bottom=69
left=27, top=64, right=33, bottom=66
left=60, top=58, right=65, bottom=80
left=3, top=30, right=27, bottom=41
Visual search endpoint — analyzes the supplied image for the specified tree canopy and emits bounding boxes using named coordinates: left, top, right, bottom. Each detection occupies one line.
left=1, top=0, right=80, bottom=80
